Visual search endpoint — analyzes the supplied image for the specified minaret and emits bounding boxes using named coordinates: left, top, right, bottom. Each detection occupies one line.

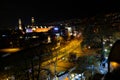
left=18, top=18, right=22, bottom=30
left=31, top=17, right=34, bottom=28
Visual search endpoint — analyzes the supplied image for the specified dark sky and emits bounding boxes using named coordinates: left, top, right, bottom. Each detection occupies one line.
left=0, top=0, right=120, bottom=28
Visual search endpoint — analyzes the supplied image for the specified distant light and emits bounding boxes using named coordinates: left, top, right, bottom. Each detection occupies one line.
left=32, top=36, right=39, bottom=38
left=110, top=61, right=120, bottom=72
left=78, top=74, right=81, bottom=77
left=71, top=74, right=75, bottom=77
left=2, top=54, right=10, bottom=57
left=26, top=28, right=33, bottom=33
left=109, top=43, right=113, bottom=47
left=103, top=42, right=105, bottom=44
left=32, top=27, right=36, bottom=31
left=66, top=27, right=72, bottom=32
left=0, top=48, right=21, bottom=53
left=54, top=27, right=59, bottom=31
left=103, top=39, right=107, bottom=42
left=19, top=36, right=23, bottom=39
left=75, top=75, right=79, bottom=79
left=44, top=26, right=47, bottom=28
left=2, top=35, right=6, bottom=37
left=88, top=46, right=91, bottom=49
left=55, top=33, right=60, bottom=36
left=47, top=36, right=51, bottom=43
left=40, top=26, right=43, bottom=28
left=104, top=49, right=107, bottom=52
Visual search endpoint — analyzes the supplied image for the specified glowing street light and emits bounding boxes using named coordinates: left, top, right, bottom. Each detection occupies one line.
left=0, top=48, right=21, bottom=53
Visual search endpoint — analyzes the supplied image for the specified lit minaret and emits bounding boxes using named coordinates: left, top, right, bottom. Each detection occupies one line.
left=31, top=17, right=34, bottom=27
left=18, top=18, right=22, bottom=30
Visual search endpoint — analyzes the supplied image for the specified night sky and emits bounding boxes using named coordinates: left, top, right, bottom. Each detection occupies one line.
left=0, top=0, right=120, bottom=28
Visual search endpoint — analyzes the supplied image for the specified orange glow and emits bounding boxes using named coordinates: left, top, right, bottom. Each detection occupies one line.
left=0, top=48, right=21, bottom=53
left=110, top=61, right=120, bottom=72
left=64, top=77, right=69, bottom=80
left=33, top=28, right=51, bottom=32
left=110, top=62, right=120, bottom=68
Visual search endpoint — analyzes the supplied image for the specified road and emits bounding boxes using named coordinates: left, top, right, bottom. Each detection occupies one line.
left=38, top=38, right=83, bottom=79
left=38, top=38, right=103, bottom=80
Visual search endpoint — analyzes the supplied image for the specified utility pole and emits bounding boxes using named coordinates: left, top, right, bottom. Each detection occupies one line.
left=31, top=59, right=34, bottom=80
left=54, top=49, right=58, bottom=80
left=54, top=44, right=61, bottom=80
left=101, top=38, right=105, bottom=61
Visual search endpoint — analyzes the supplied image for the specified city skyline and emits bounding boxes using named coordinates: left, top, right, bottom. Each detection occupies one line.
left=0, top=0, right=120, bottom=28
